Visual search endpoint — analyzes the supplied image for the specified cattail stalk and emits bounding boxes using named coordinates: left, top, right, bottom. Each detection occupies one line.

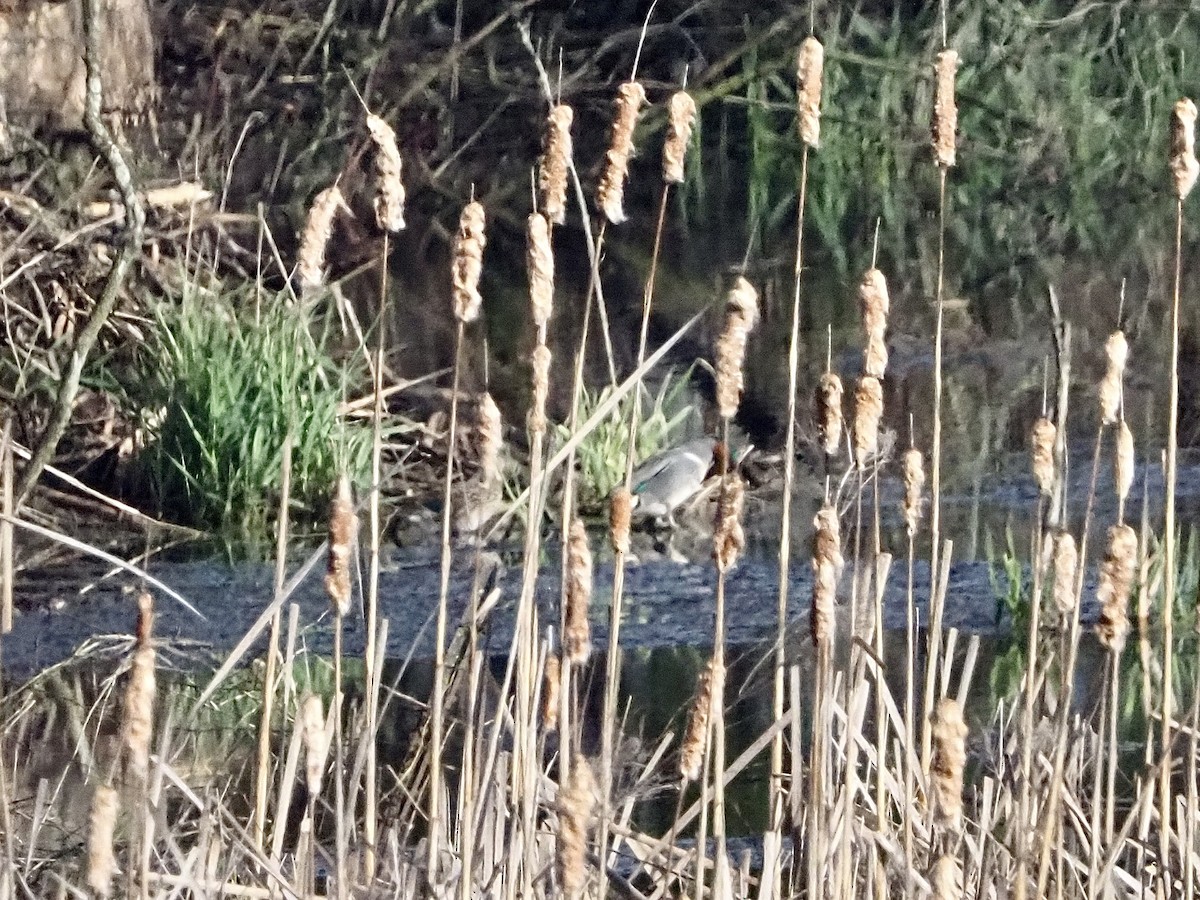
left=539, top=104, right=574, bottom=224
left=542, top=653, right=561, bottom=733
left=662, top=91, right=697, bottom=185
left=932, top=50, right=959, bottom=169
left=301, top=694, right=328, bottom=797
left=1170, top=98, right=1199, bottom=201
left=930, top=855, right=964, bottom=900
left=1030, top=417, right=1056, bottom=496
left=324, top=475, right=356, bottom=617
left=1114, top=420, right=1135, bottom=510
left=796, top=37, right=824, bottom=148
left=928, top=697, right=968, bottom=830
left=476, top=393, right=502, bottom=488
left=529, top=345, right=552, bottom=437
left=563, top=518, right=593, bottom=665
left=714, top=277, right=760, bottom=419
left=1097, top=524, right=1137, bottom=654
left=680, top=658, right=724, bottom=782
left=816, top=372, right=844, bottom=457
left=451, top=201, right=486, bottom=323
left=366, top=113, right=406, bottom=232
left=557, top=754, right=596, bottom=899
left=1098, top=330, right=1128, bottom=425
left=852, top=376, right=883, bottom=469
left=87, top=784, right=120, bottom=897
left=122, top=591, right=156, bottom=783
left=859, top=268, right=890, bottom=380
left=811, top=505, right=842, bottom=648
left=1051, top=530, right=1078, bottom=618
left=903, top=448, right=926, bottom=538
left=527, top=213, right=554, bottom=337
left=296, top=185, right=347, bottom=295
left=610, top=488, right=632, bottom=556
left=596, top=82, right=647, bottom=224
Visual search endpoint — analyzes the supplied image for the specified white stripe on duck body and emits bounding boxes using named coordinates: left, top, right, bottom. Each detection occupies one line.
left=629, top=437, right=724, bottom=529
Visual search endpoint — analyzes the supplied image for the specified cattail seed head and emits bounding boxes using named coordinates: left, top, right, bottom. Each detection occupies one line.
left=852, top=376, right=884, bottom=468
left=610, top=487, right=632, bottom=555
left=324, top=474, right=357, bottom=617
left=122, top=590, right=156, bottom=782
left=811, top=504, right=843, bottom=648
left=542, top=653, right=561, bottom=733
left=929, top=697, right=968, bottom=830
left=930, top=855, right=964, bottom=900
left=297, top=185, right=348, bottom=295
left=1170, top=98, right=1199, bottom=200
left=713, top=473, right=746, bottom=573
left=903, top=447, right=926, bottom=538
left=680, top=657, right=724, bottom=781
left=796, top=37, right=824, bottom=148
left=301, top=693, right=329, bottom=797
left=366, top=113, right=406, bottom=232
left=87, top=783, right=120, bottom=897
left=539, top=104, right=574, bottom=224
left=1051, top=530, right=1078, bottom=618
left=1099, top=330, right=1128, bottom=425
left=476, top=393, right=503, bottom=487
left=529, top=344, right=552, bottom=436
left=1097, top=524, right=1137, bottom=653
left=596, top=81, right=647, bottom=224
left=859, top=268, right=890, bottom=379
left=663, top=90, right=697, bottom=184
left=816, top=372, right=844, bottom=457
left=714, top=277, right=760, bottom=419
left=932, top=50, right=959, bottom=169
left=1115, top=420, right=1135, bottom=505
left=527, top=213, right=554, bottom=332
left=1030, top=416, right=1056, bottom=496
left=557, top=753, right=596, bottom=899
left=564, top=518, right=593, bottom=664
left=451, top=201, right=486, bottom=323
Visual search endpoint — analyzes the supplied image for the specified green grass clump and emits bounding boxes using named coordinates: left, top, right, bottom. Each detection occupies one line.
left=130, top=283, right=371, bottom=547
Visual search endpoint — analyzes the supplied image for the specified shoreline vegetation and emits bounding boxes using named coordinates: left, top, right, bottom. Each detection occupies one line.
left=3, top=1, right=1200, bottom=898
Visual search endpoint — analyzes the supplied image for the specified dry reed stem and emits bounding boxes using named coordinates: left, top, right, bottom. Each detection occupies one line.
left=713, top=473, right=746, bottom=573
left=564, top=518, right=594, bottom=664
left=1051, top=530, right=1078, bottom=618
left=796, top=36, right=824, bottom=148
left=681, top=657, right=724, bottom=781
left=324, top=474, right=356, bottom=617
left=86, top=783, right=120, bottom=897
left=903, top=447, right=925, bottom=537
left=543, top=653, right=561, bottom=732
left=816, top=371, right=844, bottom=457
left=1098, top=330, right=1128, bottom=425
left=859, top=268, right=890, bottom=379
left=932, top=50, right=959, bottom=169
left=296, top=185, right=348, bottom=294
left=529, top=344, right=552, bottom=436
left=596, top=81, right=647, bottom=224
left=122, top=590, right=156, bottom=783
left=527, top=212, right=554, bottom=331
left=1115, top=420, right=1135, bottom=505
left=301, top=694, right=328, bottom=796
left=811, top=504, right=842, bottom=647
left=610, top=487, right=632, bottom=555
left=557, top=753, right=596, bottom=899
left=852, top=375, right=883, bottom=468
left=663, top=90, right=697, bottom=184
left=930, top=855, right=963, bottom=900
left=451, top=201, right=486, bottom=323
left=714, top=277, right=760, bottom=419
left=1030, top=416, right=1056, bottom=496
left=539, top=104, right=574, bottom=224
left=929, top=697, right=968, bottom=830
left=1170, top=98, right=1199, bottom=200
left=1097, top=524, right=1137, bottom=653
left=476, top=392, right=502, bottom=487
left=366, top=113, right=406, bottom=232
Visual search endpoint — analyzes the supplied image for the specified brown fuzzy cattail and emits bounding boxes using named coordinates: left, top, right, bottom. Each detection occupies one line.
left=296, top=185, right=348, bottom=295
left=859, top=268, right=890, bottom=379
left=301, top=693, right=328, bottom=797
left=930, top=855, right=964, bottom=900
left=366, top=113, right=406, bottom=232
left=796, top=36, right=824, bottom=148
left=529, top=344, right=552, bottom=435
left=1169, top=98, right=1199, bottom=200
left=931, top=50, right=959, bottom=169
left=714, top=277, right=760, bottom=419
left=1051, top=530, right=1078, bottom=618
left=852, top=376, right=884, bottom=468
left=542, top=653, right=561, bottom=732
left=539, top=104, right=574, bottom=224
left=1030, top=416, right=1056, bottom=496
left=557, top=753, right=596, bottom=899
left=928, top=697, right=968, bottom=830
left=1098, top=330, right=1128, bottom=426
left=610, top=487, right=632, bottom=555
left=476, top=393, right=502, bottom=487
left=680, top=657, right=724, bottom=781
left=596, top=81, right=647, bottom=224
left=87, top=783, right=119, bottom=897
left=1097, top=524, right=1137, bottom=653
left=1115, top=420, right=1135, bottom=505
left=816, top=371, right=844, bottom=457
left=527, top=213, right=554, bottom=332
left=324, top=474, right=357, bottom=617
left=811, top=505, right=843, bottom=648
left=663, top=90, right=697, bottom=184
left=713, top=473, right=746, bottom=573
left=564, top=518, right=593, bottom=664
left=122, top=590, right=156, bottom=782
left=903, top=447, right=925, bottom=538
left=451, top=201, right=486, bottom=323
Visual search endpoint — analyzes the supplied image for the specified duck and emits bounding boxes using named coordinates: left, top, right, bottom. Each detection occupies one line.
left=629, top=438, right=720, bottom=528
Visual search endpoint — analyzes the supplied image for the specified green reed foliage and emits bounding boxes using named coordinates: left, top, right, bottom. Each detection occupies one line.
left=132, top=284, right=371, bottom=546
